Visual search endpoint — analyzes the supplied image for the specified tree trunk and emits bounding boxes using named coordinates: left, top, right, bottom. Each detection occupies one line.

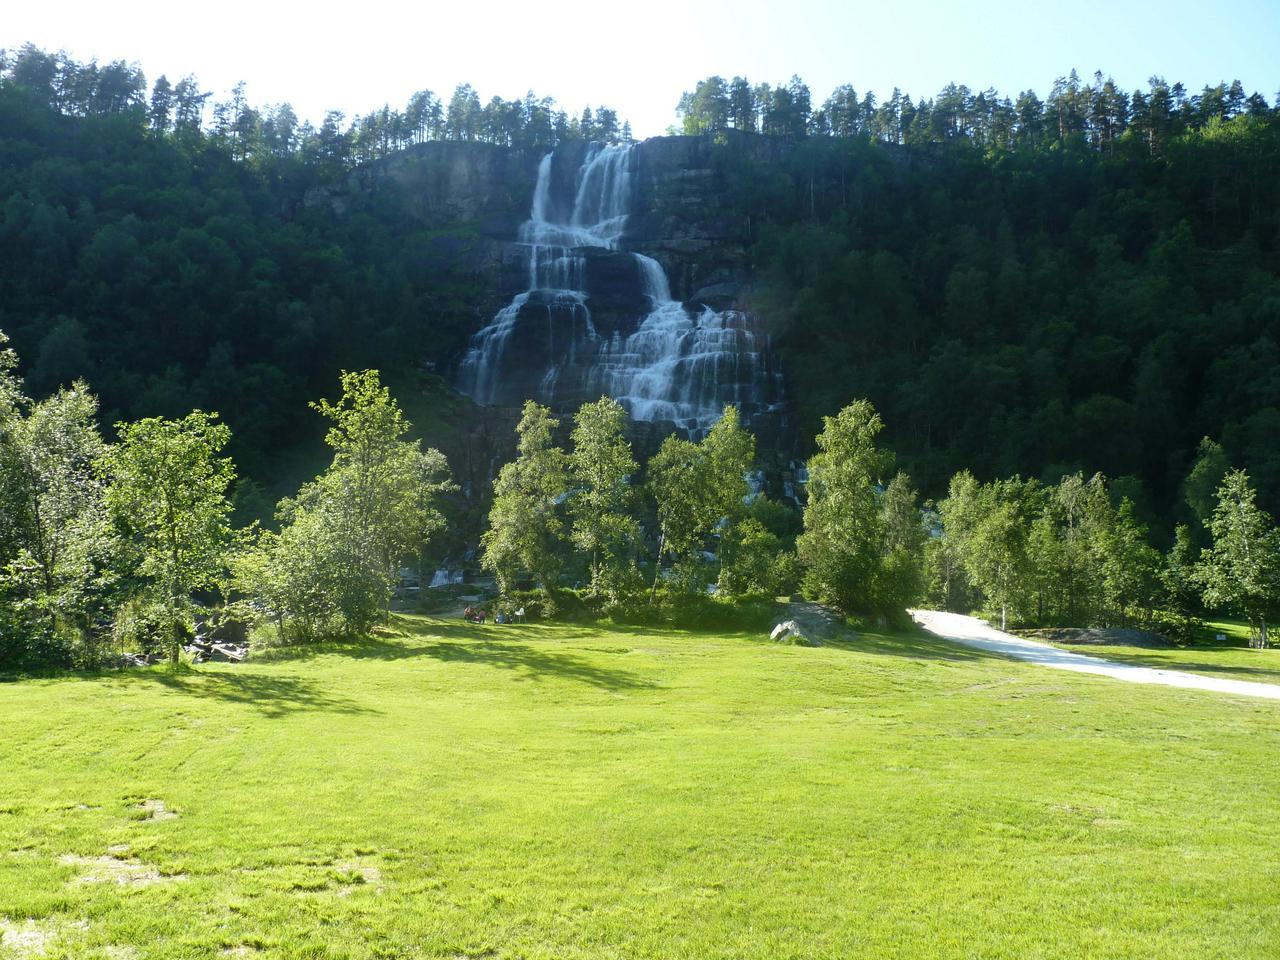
left=170, top=597, right=182, bottom=666
left=649, top=530, right=666, bottom=604
left=1000, top=604, right=1007, bottom=632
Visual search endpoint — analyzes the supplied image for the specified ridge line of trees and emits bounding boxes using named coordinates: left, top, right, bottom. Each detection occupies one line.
left=0, top=44, right=635, bottom=172
left=677, top=70, right=1276, bottom=157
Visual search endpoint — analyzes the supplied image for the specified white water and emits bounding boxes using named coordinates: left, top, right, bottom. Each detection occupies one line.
left=456, top=142, right=775, bottom=435
left=428, top=568, right=464, bottom=588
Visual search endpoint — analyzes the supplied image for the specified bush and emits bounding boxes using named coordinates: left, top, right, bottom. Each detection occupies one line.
left=475, top=587, right=593, bottom=623
left=1146, top=607, right=1205, bottom=646
left=485, top=584, right=779, bottom=634
left=0, top=601, right=72, bottom=674
left=633, top=591, right=779, bottom=632
left=111, top=596, right=181, bottom=656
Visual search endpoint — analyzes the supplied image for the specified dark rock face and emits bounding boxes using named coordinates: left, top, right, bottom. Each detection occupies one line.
left=324, top=134, right=796, bottom=453
left=627, top=132, right=793, bottom=304
left=578, top=248, right=651, bottom=336
left=453, top=140, right=786, bottom=438
left=328, top=133, right=795, bottom=308
left=350, top=140, right=541, bottom=236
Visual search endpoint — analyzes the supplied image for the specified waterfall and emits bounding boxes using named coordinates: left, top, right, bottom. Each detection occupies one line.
left=428, top=568, right=464, bottom=588
left=456, top=141, right=777, bottom=435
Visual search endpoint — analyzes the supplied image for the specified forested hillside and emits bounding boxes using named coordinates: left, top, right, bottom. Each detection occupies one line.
left=0, top=46, right=624, bottom=519
left=2, top=45, right=1278, bottom=526
left=675, top=72, right=1280, bottom=522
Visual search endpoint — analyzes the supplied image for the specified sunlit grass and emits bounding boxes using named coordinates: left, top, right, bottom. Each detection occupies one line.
left=1053, top=617, right=1280, bottom=684
left=2, top=615, right=1278, bottom=958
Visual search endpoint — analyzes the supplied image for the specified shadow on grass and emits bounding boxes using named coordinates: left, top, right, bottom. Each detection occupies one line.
left=401, top=612, right=998, bottom=672
left=256, top=616, right=658, bottom=692
left=825, top=626, right=1003, bottom=663
left=238, top=611, right=999, bottom=692
left=383, top=619, right=656, bottom=691
left=101, top=669, right=375, bottom=719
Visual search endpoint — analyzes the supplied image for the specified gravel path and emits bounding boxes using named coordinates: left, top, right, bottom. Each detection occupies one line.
left=911, top=609, right=1280, bottom=701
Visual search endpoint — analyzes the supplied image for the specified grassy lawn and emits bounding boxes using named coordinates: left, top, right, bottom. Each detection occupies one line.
left=1054, top=619, right=1280, bottom=685
left=3, top=615, right=1279, bottom=959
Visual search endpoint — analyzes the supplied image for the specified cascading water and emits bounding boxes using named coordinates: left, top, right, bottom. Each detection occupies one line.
left=456, top=142, right=778, bottom=435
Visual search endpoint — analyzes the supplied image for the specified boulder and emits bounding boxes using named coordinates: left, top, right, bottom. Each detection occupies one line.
left=770, top=620, right=806, bottom=645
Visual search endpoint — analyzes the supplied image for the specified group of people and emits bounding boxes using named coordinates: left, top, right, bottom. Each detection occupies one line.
left=463, top=605, right=525, bottom=625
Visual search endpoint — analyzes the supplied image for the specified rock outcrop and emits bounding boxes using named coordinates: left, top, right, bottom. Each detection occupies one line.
left=628, top=132, right=793, bottom=306
left=350, top=140, right=541, bottom=235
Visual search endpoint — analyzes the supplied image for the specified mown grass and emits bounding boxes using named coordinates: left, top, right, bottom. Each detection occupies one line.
left=2, top=615, right=1279, bottom=959
left=1054, top=618, right=1280, bottom=684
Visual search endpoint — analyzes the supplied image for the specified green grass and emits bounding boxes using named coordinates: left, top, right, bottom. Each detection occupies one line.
left=3, top=616, right=1279, bottom=959
left=1054, top=618, right=1280, bottom=685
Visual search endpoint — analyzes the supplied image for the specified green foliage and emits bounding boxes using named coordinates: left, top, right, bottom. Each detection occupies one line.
left=1096, top=499, right=1164, bottom=626
left=483, top=587, right=582, bottom=623
left=0, top=382, right=120, bottom=668
left=103, top=411, right=237, bottom=663
left=238, top=371, right=453, bottom=641
left=648, top=436, right=710, bottom=562
left=1196, top=470, right=1280, bottom=647
left=1160, top=525, right=1204, bottom=643
left=921, top=522, right=978, bottom=614
left=4, top=53, right=1279, bottom=527
left=234, top=507, right=371, bottom=644
left=719, top=102, right=1280, bottom=519
left=309, top=370, right=452, bottom=579
left=1182, top=437, right=1231, bottom=539
left=568, top=397, right=640, bottom=602
left=718, top=518, right=789, bottom=597
left=481, top=401, right=570, bottom=602
left=0, top=331, right=29, bottom=594
left=0, top=329, right=22, bottom=422
left=877, top=472, right=928, bottom=611
left=108, top=594, right=177, bottom=658
left=938, top=471, right=1039, bottom=630
left=645, top=406, right=759, bottom=599
left=941, top=469, right=1169, bottom=631
left=796, top=400, right=889, bottom=613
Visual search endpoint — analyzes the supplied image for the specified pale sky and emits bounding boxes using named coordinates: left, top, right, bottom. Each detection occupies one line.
left=4, top=0, right=1277, bottom=137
